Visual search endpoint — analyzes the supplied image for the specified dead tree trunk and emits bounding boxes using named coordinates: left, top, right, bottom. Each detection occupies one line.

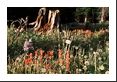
left=29, top=8, right=60, bottom=35
left=49, top=10, right=60, bottom=31
left=29, top=8, right=46, bottom=32
left=48, top=10, right=52, bottom=23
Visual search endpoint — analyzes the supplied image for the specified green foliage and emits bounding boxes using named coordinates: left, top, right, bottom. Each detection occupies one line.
left=74, top=7, right=108, bottom=23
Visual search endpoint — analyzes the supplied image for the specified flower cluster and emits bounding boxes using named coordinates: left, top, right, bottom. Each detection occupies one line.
left=23, top=38, right=34, bottom=52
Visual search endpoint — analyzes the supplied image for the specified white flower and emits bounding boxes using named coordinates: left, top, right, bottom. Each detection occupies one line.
left=65, top=40, right=71, bottom=44
left=98, top=57, right=102, bottom=60
left=75, top=46, right=78, bottom=50
left=70, top=55, right=73, bottom=59
left=29, top=38, right=32, bottom=42
left=19, top=63, right=22, bottom=67
left=93, top=51, right=99, bottom=55
left=23, top=39, right=34, bottom=51
left=72, top=46, right=75, bottom=48
left=84, top=55, right=88, bottom=59
left=106, top=41, right=109, bottom=46
left=41, top=68, right=46, bottom=73
left=7, top=65, right=11, bottom=69
left=81, top=55, right=83, bottom=57
left=99, top=65, right=105, bottom=70
left=79, top=69, right=82, bottom=72
left=85, top=60, right=89, bottom=66
left=76, top=69, right=79, bottom=73
left=105, top=71, right=109, bottom=74
left=16, top=57, right=20, bottom=61
left=90, top=48, right=93, bottom=51
left=83, top=66, right=87, bottom=71
left=97, top=49, right=103, bottom=53
left=61, top=65, right=65, bottom=69
left=59, top=70, right=62, bottom=73
left=93, top=52, right=96, bottom=55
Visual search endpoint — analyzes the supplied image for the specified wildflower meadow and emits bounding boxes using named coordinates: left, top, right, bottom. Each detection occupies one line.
left=7, top=26, right=109, bottom=74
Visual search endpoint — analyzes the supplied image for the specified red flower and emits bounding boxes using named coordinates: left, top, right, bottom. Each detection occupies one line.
left=34, top=59, right=38, bottom=64
left=58, top=49, right=62, bottom=59
left=45, top=63, right=51, bottom=70
left=24, top=54, right=32, bottom=65
left=55, top=60, right=59, bottom=64
left=66, top=63, right=70, bottom=72
left=66, top=50, right=70, bottom=60
left=84, top=30, right=92, bottom=38
left=28, top=58, right=32, bottom=64
left=24, top=59, right=29, bottom=65
left=47, top=50, right=54, bottom=60
left=39, top=48, right=44, bottom=56
left=48, top=50, right=54, bottom=56
left=35, top=50, right=38, bottom=57
left=65, top=50, right=70, bottom=72
left=39, top=55, right=43, bottom=63
left=58, top=49, right=63, bottom=66
left=29, top=53, right=33, bottom=59
left=38, top=48, right=44, bottom=63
